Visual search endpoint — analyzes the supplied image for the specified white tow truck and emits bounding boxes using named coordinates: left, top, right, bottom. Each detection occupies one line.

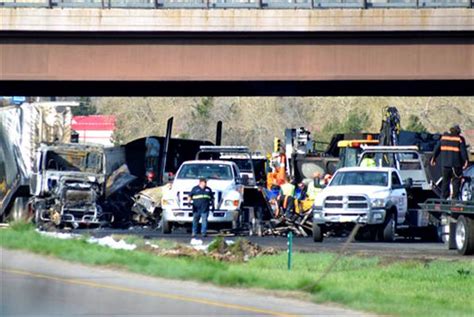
left=312, top=167, right=409, bottom=242
left=161, top=160, right=243, bottom=233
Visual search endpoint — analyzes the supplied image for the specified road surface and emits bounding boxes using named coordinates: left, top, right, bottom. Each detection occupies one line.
left=1, top=248, right=369, bottom=316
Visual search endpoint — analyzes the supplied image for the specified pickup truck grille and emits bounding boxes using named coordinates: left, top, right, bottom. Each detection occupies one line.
left=325, top=203, right=343, bottom=209
left=324, top=195, right=368, bottom=210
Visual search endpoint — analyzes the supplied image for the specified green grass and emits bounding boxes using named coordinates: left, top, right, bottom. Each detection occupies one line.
left=1, top=225, right=473, bottom=317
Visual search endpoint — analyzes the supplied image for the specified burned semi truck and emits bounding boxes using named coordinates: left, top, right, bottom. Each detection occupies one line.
left=0, top=102, right=75, bottom=222
left=31, top=143, right=128, bottom=228
left=32, top=117, right=214, bottom=228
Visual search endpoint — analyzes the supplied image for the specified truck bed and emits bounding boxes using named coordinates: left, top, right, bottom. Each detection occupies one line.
left=420, top=199, right=474, bottom=217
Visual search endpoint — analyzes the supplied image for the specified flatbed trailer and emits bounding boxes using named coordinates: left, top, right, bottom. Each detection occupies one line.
left=420, top=199, right=474, bottom=255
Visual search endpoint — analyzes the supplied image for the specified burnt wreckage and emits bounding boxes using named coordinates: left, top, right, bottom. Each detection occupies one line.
left=33, top=118, right=214, bottom=229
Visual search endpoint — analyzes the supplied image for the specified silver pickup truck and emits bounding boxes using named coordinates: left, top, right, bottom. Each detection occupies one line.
left=312, top=167, right=408, bottom=242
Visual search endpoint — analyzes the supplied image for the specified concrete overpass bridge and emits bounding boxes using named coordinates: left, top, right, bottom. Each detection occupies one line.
left=1, top=2, right=473, bottom=96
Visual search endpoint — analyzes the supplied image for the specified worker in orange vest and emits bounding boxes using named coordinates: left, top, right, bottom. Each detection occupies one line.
left=431, top=125, right=469, bottom=199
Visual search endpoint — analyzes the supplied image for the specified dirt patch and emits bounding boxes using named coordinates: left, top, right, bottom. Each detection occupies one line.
left=140, top=237, right=278, bottom=262
left=208, top=237, right=278, bottom=262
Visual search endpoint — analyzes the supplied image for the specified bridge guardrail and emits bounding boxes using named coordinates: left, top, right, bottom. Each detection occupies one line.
left=1, top=0, right=472, bottom=8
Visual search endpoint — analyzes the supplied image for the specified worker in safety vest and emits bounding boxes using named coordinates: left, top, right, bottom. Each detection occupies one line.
left=431, top=125, right=469, bottom=199
left=360, top=153, right=377, bottom=168
left=281, top=178, right=296, bottom=197
left=277, top=178, right=296, bottom=218
left=189, top=178, right=214, bottom=238
left=307, top=172, right=323, bottom=200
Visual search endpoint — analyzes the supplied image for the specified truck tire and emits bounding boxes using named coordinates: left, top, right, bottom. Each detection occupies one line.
left=455, top=216, right=474, bottom=255
left=162, top=220, right=172, bottom=234
left=460, top=182, right=472, bottom=202
left=8, top=197, right=31, bottom=222
left=312, top=223, right=323, bottom=242
left=379, top=213, right=396, bottom=242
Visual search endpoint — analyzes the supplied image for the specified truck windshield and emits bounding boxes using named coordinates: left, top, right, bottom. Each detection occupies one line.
left=177, top=164, right=233, bottom=180
left=340, top=147, right=359, bottom=168
left=360, top=152, right=421, bottom=170
left=330, top=171, right=388, bottom=187
left=227, top=159, right=253, bottom=172
left=45, top=150, right=103, bottom=174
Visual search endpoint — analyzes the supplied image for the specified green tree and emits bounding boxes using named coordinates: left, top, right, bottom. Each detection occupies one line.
left=192, top=97, right=214, bottom=120
left=72, top=97, right=96, bottom=116
left=405, top=114, right=427, bottom=132
left=343, top=109, right=370, bottom=133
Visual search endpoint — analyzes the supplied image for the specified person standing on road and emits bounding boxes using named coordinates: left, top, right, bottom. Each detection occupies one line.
left=431, top=125, right=469, bottom=199
left=190, top=178, right=214, bottom=238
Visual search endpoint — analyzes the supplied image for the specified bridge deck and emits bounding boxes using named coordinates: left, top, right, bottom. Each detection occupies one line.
left=1, top=8, right=473, bottom=32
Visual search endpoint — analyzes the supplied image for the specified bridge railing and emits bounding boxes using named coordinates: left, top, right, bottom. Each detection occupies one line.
left=1, top=0, right=472, bottom=8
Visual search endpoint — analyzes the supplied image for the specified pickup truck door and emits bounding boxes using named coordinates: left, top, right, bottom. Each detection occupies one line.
left=391, top=172, right=407, bottom=224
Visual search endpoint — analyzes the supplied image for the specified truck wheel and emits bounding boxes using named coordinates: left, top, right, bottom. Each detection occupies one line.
left=162, top=220, right=172, bottom=234
left=455, top=216, right=474, bottom=255
left=460, top=182, right=472, bottom=202
left=379, top=213, right=396, bottom=242
left=312, top=223, right=323, bottom=242
left=8, top=197, right=31, bottom=222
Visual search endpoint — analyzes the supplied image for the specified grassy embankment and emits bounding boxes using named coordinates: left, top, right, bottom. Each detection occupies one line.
left=1, top=223, right=473, bottom=317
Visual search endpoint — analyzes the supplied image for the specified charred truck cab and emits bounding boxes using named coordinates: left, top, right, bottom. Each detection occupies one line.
left=31, top=143, right=124, bottom=228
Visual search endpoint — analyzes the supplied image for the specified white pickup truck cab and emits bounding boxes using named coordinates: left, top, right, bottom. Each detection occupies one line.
left=161, top=160, right=243, bottom=233
left=312, top=167, right=408, bottom=242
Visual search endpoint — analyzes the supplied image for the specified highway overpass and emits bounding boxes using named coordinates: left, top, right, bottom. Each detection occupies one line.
left=1, top=3, right=473, bottom=95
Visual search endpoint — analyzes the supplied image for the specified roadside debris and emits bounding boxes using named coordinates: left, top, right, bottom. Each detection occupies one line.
left=37, top=230, right=79, bottom=240
left=37, top=230, right=137, bottom=250
left=264, top=210, right=313, bottom=237
left=141, top=237, right=278, bottom=262
left=207, top=237, right=278, bottom=262
left=87, top=236, right=137, bottom=251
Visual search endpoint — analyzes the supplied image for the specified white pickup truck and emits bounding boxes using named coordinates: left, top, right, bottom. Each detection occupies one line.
left=161, top=160, right=243, bottom=233
left=312, top=167, right=409, bottom=242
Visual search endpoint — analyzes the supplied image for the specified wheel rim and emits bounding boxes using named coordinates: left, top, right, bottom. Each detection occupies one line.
left=456, top=221, right=466, bottom=250
left=461, top=185, right=472, bottom=202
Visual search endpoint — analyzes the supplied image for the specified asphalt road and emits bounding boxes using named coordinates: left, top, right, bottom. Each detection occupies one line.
left=1, top=248, right=368, bottom=317
left=76, top=227, right=462, bottom=260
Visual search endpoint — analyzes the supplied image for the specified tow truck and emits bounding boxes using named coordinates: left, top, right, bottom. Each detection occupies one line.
left=357, top=146, right=441, bottom=239
left=336, top=138, right=379, bottom=168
